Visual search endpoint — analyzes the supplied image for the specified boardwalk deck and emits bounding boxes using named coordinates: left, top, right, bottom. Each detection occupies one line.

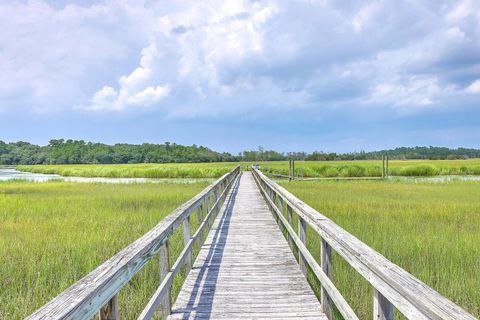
left=169, top=172, right=326, bottom=320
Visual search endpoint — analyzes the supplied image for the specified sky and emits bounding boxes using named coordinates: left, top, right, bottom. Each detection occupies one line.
left=0, top=0, right=479, bottom=153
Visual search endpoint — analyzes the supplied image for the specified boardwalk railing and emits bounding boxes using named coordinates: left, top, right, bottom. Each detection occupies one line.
left=27, top=166, right=240, bottom=320
left=252, top=167, right=476, bottom=320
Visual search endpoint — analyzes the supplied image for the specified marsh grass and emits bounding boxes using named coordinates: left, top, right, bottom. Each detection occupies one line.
left=280, top=179, right=480, bottom=319
left=261, top=159, right=480, bottom=177
left=16, top=159, right=480, bottom=179
left=16, top=163, right=237, bottom=179
left=0, top=180, right=210, bottom=319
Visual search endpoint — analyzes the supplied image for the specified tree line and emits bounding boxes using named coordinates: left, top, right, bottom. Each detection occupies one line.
left=0, top=140, right=479, bottom=165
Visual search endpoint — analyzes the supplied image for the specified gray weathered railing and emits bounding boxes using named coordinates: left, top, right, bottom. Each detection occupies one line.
left=252, top=167, right=476, bottom=320
left=27, top=166, right=240, bottom=320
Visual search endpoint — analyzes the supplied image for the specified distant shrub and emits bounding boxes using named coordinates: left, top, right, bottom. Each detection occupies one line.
left=365, top=165, right=381, bottom=177
left=399, top=165, right=439, bottom=176
left=471, top=166, right=480, bottom=175
left=323, top=167, right=339, bottom=177
left=339, top=165, right=364, bottom=177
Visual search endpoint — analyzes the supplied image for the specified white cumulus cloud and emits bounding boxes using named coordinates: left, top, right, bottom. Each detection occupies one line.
left=465, top=80, right=480, bottom=94
left=1, top=0, right=480, bottom=117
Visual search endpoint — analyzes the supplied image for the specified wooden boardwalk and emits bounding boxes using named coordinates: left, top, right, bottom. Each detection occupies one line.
left=169, top=172, right=326, bottom=319
left=27, top=166, right=476, bottom=320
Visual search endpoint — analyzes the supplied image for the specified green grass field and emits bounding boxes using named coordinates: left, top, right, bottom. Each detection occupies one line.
left=0, top=180, right=210, bottom=319
left=16, top=159, right=480, bottom=179
left=279, top=178, right=480, bottom=319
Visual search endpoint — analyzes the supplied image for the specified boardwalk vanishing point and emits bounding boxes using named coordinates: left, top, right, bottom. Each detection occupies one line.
left=169, top=173, right=325, bottom=319
left=27, top=166, right=477, bottom=320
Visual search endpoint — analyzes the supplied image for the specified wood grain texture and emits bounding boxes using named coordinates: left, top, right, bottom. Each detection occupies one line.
left=252, top=168, right=477, bottom=320
left=169, top=173, right=326, bottom=320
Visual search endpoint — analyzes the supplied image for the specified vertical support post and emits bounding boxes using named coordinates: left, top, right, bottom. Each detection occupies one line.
left=183, top=215, right=192, bottom=272
left=99, top=294, right=118, bottom=320
left=159, top=241, right=171, bottom=319
left=292, top=160, right=295, bottom=179
left=298, top=216, right=307, bottom=276
left=278, top=197, right=284, bottom=227
left=287, top=205, right=294, bottom=250
left=215, top=185, right=220, bottom=216
left=321, top=239, right=333, bottom=320
left=205, top=196, right=210, bottom=231
left=386, top=155, right=389, bottom=178
left=215, top=184, right=220, bottom=215
left=374, top=289, right=394, bottom=320
left=289, top=159, right=292, bottom=181
left=197, top=203, right=204, bottom=246
left=211, top=189, right=216, bottom=221
left=382, top=155, right=385, bottom=179
left=273, top=192, right=278, bottom=223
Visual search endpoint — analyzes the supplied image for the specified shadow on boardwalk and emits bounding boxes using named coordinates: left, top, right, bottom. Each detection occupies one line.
left=175, top=174, right=241, bottom=319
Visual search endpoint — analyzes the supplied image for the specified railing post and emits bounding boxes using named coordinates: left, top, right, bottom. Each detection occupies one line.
left=374, top=289, right=394, bottom=320
left=386, top=155, right=389, bottom=178
left=272, top=192, right=278, bottom=222
left=286, top=205, right=294, bottom=250
left=197, top=204, right=204, bottom=246
left=159, top=240, right=171, bottom=319
left=382, top=155, right=385, bottom=179
left=183, top=215, right=192, bottom=272
left=278, top=197, right=284, bottom=226
left=205, top=196, right=210, bottom=231
left=214, top=186, right=220, bottom=215
left=99, top=294, right=118, bottom=320
left=298, top=217, right=307, bottom=276
left=321, top=239, right=333, bottom=320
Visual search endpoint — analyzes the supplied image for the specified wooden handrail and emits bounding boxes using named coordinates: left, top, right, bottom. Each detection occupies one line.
left=252, top=167, right=476, bottom=320
left=26, top=166, right=240, bottom=320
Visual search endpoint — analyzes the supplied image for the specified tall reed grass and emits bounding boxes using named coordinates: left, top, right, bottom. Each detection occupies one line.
left=0, top=180, right=209, bottom=319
